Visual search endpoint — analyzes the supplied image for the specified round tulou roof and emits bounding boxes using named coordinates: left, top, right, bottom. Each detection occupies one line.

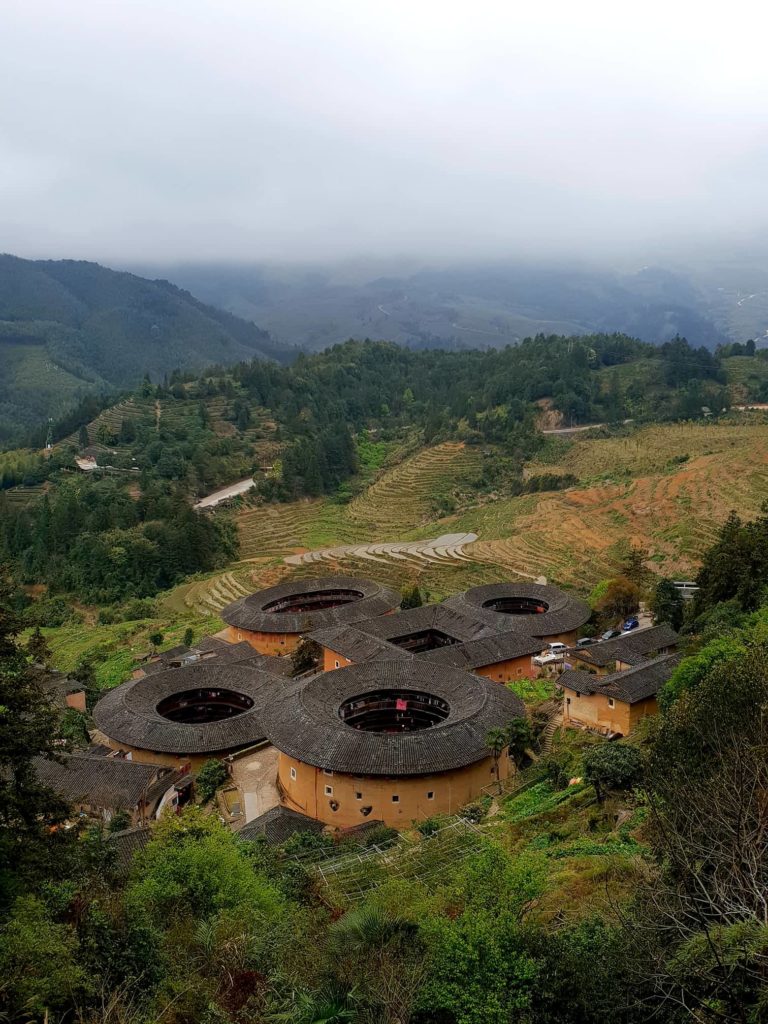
left=444, top=582, right=590, bottom=636
left=220, top=575, right=400, bottom=635
left=260, top=660, right=525, bottom=777
left=93, top=662, right=279, bottom=755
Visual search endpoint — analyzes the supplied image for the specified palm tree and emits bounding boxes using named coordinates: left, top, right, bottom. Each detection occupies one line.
left=328, top=906, right=424, bottom=1023
left=485, top=727, right=508, bottom=791
left=268, top=985, right=358, bottom=1023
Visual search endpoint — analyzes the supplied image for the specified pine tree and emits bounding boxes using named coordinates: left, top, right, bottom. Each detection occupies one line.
left=26, top=626, right=51, bottom=666
left=0, top=569, right=62, bottom=842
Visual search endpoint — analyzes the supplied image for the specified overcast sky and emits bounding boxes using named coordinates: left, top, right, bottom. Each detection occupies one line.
left=2, top=0, right=767, bottom=265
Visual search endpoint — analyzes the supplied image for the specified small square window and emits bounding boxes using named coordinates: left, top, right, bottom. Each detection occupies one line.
left=334, top=660, right=340, bottom=669
left=355, top=792, right=362, bottom=800
left=392, top=794, right=400, bottom=803
left=290, top=767, right=297, bottom=781
left=607, top=698, right=615, bottom=708
left=324, top=785, right=333, bottom=796
left=427, top=791, right=434, bottom=800
left=323, top=769, right=333, bottom=776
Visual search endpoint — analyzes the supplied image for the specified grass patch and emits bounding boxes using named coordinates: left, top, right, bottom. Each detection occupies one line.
left=502, top=780, right=588, bottom=824
left=507, top=677, right=557, bottom=706
left=35, top=614, right=221, bottom=690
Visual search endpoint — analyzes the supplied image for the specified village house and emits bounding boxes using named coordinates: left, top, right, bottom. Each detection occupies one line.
left=559, top=653, right=681, bottom=737
left=33, top=753, right=186, bottom=826
left=566, top=624, right=679, bottom=676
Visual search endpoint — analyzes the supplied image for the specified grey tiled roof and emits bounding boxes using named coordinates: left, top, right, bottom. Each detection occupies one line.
left=355, top=603, right=494, bottom=644
left=560, top=653, right=681, bottom=704
left=142, top=638, right=294, bottom=678
left=39, top=671, right=85, bottom=708
left=260, top=660, right=525, bottom=776
left=108, top=825, right=152, bottom=871
left=33, top=754, right=179, bottom=811
left=444, top=583, right=591, bottom=636
left=237, top=806, right=325, bottom=846
left=568, top=624, right=680, bottom=669
left=421, top=632, right=542, bottom=669
left=309, top=625, right=412, bottom=664
left=221, top=576, right=400, bottom=634
left=93, top=662, right=282, bottom=754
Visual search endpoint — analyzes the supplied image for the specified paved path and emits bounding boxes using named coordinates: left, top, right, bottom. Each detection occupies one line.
left=194, top=477, right=256, bottom=510
left=284, top=532, right=479, bottom=568
left=541, top=419, right=633, bottom=436
left=230, top=745, right=280, bottom=824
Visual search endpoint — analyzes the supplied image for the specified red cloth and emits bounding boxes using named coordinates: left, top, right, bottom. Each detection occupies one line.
left=396, top=698, right=408, bottom=711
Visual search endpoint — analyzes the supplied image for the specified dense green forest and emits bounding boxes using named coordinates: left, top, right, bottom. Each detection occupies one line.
left=0, top=512, right=766, bottom=1023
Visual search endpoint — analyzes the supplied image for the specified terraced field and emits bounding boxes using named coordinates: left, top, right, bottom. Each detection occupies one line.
left=226, top=420, right=768, bottom=597
left=461, top=421, right=768, bottom=586
left=346, top=442, right=484, bottom=533
left=524, top=421, right=768, bottom=481
left=236, top=499, right=369, bottom=559
left=723, top=356, right=768, bottom=403
left=235, top=441, right=485, bottom=561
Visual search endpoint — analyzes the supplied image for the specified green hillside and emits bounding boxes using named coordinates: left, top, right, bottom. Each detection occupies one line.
left=0, top=254, right=285, bottom=443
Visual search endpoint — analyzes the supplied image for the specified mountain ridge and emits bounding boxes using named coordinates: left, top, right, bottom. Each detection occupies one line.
left=0, top=254, right=287, bottom=444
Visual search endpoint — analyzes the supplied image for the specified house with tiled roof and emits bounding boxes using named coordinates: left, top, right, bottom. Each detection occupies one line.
left=560, top=653, right=681, bottom=737
left=567, top=624, right=679, bottom=676
left=33, top=754, right=184, bottom=825
left=237, top=806, right=326, bottom=846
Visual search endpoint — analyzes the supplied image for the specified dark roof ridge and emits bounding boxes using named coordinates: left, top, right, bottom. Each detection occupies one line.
left=221, top=576, right=400, bottom=635
left=261, top=659, right=525, bottom=776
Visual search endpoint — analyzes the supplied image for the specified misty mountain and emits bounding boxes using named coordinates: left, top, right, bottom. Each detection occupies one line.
left=135, top=260, right=734, bottom=353
left=0, top=255, right=286, bottom=443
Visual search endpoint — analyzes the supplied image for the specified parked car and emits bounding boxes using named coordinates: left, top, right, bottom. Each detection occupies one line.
left=544, top=642, right=568, bottom=652
left=600, top=629, right=622, bottom=641
left=622, top=616, right=640, bottom=632
left=576, top=637, right=598, bottom=646
left=533, top=650, right=565, bottom=668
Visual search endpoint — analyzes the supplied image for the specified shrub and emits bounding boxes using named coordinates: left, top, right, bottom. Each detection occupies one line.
left=26, top=596, right=82, bottom=628
left=108, top=810, right=132, bottom=833
left=195, top=759, right=229, bottom=803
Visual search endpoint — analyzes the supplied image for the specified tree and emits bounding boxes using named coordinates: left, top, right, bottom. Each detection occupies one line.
left=78, top=424, right=90, bottom=448
left=594, top=576, right=641, bottom=623
left=148, top=631, right=163, bottom=651
left=0, top=896, right=88, bottom=1017
left=582, top=742, right=643, bottom=803
left=630, top=644, right=768, bottom=1023
left=401, top=585, right=423, bottom=609
left=126, top=809, right=284, bottom=927
left=620, top=546, right=651, bottom=588
left=183, top=626, right=195, bottom=647
left=195, top=758, right=229, bottom=803
left=0, top=570, right=63, bottom=850
left=485, top=727, right=508, bottom=789
left=649, top=578, right=684, bottom=631
left=329, top=905, right=425, bottom=1024
left=26, top=625, right=51, bottom=665
left=291, top=639, right=320, bottom=676
left=506, top=717, right=534, bottom=769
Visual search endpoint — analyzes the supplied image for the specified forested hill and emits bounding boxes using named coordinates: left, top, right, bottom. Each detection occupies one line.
left=0, top=254, right=286, bottom=443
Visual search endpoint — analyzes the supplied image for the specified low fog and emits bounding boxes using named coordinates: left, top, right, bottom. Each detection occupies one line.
left=2, top=0, right=767, bottom=265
